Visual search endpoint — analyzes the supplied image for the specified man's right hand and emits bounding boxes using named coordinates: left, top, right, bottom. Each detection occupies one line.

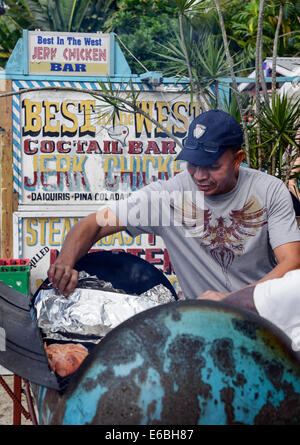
left=47, top=262, right=79, bottom=297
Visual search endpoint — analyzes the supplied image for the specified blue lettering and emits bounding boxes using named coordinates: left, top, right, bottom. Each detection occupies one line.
left=84, top=37, right=102, bottom=46
left=50, top=63, right=86, bottom=72
left=51, top=63, right=62, bottom=71
left=75, top=64, right=86, bottom=72
left=63, top=64, right=74, bottom=72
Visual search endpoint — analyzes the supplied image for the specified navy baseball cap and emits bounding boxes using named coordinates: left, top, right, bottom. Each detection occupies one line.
left=176, top=109, right=243, bottom=166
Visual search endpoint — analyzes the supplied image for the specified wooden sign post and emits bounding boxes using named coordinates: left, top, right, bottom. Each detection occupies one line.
left=0, top=79, right=15, bottom=258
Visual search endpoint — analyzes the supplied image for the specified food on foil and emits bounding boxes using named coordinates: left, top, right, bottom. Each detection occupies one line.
left=35, top=274, right=174, bottom=342
left=35, top=274, right=175, bottom=377
left=44, top=342, right=89, bottom=377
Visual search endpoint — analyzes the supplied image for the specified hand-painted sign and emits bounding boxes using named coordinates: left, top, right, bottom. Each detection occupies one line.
left=14, top=82, right=199, bottom=205
left=28, top=31, right=111, bottom=76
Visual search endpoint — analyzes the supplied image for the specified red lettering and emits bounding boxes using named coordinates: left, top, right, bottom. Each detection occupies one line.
left=128, top=141, right=143, bottom=154
left=24, top=139, right=38, bottom=154
left=120, top=172, right=135, bottom=187
left=144, top=141, right=160, bottom=154
left=24, top=171, right=37, bottom=187
left=86, top=140, right=101, bottom=153
left=103, top=141, right=111, bottom=154
left=99, top=49, right=106, bottom=61
left=41, top=172, right=51, bottom=187
left=76, top=141, right=86, bottom=153
left=158, top=172, right=170, bottom=180
left=41, top=140, right=55, bottom=153
left=50, top=48, right=57, bottom=59
left=85, top=49, right=92, bottom=61
left=57, top=141, right=71, bottom=153
left=44, top=47, right=50, bottom=59
left=93, top=48, right=98, bottom=61
left=50, top=249, right=59, bottom=264
left=32, top=47, right=43, bottom=60
left=163, top=249, right=174, bottom=274
left=148, top=234, right=156, bottom=245
left=145, top=249, right=163, bottom=266
left=104, top=172, right=118, bottom=188
left=161, top=141, right=176, bottom=154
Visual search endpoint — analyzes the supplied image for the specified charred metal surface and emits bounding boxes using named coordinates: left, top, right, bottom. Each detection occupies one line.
left=37, top=301, right=300, bottom=425
left=0, top=282, right=59, bottom=389
left=231, top=318, right=259, bottom=340
left=209, top=338, right=235, bottom=377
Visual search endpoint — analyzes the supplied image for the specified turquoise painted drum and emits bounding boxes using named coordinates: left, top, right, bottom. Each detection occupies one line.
left=36, top=300, right=300, bottom=425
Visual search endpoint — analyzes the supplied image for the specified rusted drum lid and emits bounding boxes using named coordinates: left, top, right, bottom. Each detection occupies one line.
left=41, top=300, right=300, bottom=425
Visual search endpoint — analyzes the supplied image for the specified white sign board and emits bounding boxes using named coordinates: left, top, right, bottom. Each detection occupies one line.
left=17, top=87, right=198, bottom=205
left=28, top=31, right=111, bottom=76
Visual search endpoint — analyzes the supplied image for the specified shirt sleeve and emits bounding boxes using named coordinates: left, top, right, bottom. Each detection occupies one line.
left=253, top=270, right=300, bottom=347
left=267, top=181, right=300, bottom=250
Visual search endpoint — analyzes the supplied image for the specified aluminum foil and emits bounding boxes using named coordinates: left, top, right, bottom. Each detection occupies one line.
left=35, top=276, right=174, bottom=342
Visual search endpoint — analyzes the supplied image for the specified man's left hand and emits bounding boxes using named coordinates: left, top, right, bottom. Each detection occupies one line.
left=197, top=290, right=229, bottom=301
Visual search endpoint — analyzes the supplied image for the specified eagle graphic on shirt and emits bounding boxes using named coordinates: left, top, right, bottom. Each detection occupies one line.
left=171, top=195, right=267, bottom=288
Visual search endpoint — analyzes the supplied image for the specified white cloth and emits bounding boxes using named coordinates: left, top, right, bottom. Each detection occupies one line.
left=253, top=270, right=300, bottom=350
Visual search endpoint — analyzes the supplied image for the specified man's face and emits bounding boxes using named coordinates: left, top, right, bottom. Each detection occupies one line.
left=187, top=149, right=244, bottom=196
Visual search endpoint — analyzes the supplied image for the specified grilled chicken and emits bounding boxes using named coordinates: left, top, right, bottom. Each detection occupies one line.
left=44, top=343, right=89, bottom=377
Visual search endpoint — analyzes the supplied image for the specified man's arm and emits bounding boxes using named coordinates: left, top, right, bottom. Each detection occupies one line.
left=197, top=241, right=300, bottom=301
left=48, top=208, right=125, bottom=296
left=222, top=286, right=258, bottom=313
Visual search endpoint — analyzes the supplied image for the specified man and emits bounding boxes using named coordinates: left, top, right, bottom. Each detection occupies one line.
left=48, top=109, right=300, bottom=300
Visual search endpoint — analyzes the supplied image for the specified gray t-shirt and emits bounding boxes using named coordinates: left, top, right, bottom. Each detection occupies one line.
left=108, top=167, right=300, bottom=299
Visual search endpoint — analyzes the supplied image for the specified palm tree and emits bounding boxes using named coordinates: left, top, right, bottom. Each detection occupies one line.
left=255, top=0, right=267, bottom=170
left=177, top=1, right=199, bottom=104
left=213, top=0, right=251, bottom=165
left=227, top=0, right=274, bottom=72
left=157, top=23, right=230, bottom=111
left=271, top=0, right=285, bottom=97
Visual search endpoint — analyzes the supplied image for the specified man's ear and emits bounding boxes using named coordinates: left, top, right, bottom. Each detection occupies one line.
left=234, top=149, right=245, bottom=168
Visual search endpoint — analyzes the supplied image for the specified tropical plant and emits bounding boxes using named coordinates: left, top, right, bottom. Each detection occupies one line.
left=227, top=0, right=300, bottom=71
left=158, top=29, right=242, bottom=109
left=159, top=0, right=300, bottom=181
left=211, top=0, right=251, bottom=164
left=104, top=0, right=178, bottom=73
left=157, top=24, right=228, bottom=110
left=0, top=9, right=20, bottom=66
left=267, top=0, right=300, bottom=57
left=271, top=0, right=284, bottom=96
left=248, top=94, right=300, bottom=181
left=46, top=0, right=117, bottom=32
left=228, top=0, right=274, bottom=71
left=0, top=1, right=41, bottom=66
